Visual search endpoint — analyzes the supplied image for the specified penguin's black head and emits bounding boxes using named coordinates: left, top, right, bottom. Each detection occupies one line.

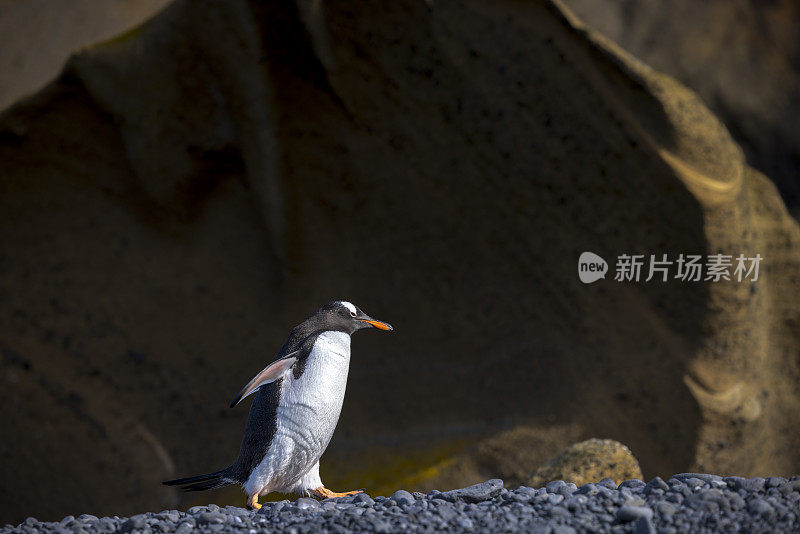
left=316, top=300, right=393, bottom=335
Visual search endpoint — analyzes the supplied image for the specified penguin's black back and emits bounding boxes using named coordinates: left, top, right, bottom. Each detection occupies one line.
left=228, top=377, right=282, bottom=483
left=228, top=326, right=321, bottom=483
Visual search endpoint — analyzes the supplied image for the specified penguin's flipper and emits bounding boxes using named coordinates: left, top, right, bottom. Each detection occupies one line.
left=229, top=353, right=298, bottom=408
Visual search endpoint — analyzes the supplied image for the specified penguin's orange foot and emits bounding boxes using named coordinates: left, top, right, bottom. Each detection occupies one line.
left=312, top=486, right=362, bottom=499
left=246, top=494, right=262, bottom=510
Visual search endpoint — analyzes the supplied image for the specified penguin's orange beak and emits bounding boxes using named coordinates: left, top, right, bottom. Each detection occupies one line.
left=359, top=318, right=393, bottom=331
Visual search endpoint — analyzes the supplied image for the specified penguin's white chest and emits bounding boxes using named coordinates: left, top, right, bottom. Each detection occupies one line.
left=279, top=331, right=351, bottom=444
left=245, top=331, right=351, bottom=494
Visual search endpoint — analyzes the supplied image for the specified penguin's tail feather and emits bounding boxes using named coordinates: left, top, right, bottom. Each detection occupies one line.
left=162, top=468, right=233, bottom=492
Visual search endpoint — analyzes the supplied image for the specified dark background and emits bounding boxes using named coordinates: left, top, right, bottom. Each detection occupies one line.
left=1, top=0, right=799, bottom=525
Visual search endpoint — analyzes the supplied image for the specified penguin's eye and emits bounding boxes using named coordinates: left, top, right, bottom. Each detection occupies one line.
left=349, top=310, right=357, bottom=318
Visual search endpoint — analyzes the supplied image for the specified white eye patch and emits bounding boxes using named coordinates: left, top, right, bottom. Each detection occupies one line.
left=340, top=301, right=357, bottom=315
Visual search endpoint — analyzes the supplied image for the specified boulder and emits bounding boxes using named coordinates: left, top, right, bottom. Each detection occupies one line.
left=527, top=439, right=643, bottom=488
left=412, top=424, right=583, bottom=492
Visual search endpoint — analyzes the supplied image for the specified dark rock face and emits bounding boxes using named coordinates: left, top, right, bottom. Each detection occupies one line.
left=0, top=0, right=171, bottom=110
left=564, top=0, right=800, bottom=219
left=1, top=0, right=799, bottom=524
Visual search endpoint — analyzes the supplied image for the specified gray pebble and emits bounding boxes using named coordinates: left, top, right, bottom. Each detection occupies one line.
left=596, top=513, right=614, bottom=523
left=634, top=516, right=656, bottom=534
left=369, top=519, right=392, bottom=533
left=595, top=486, right=614, bottom=499
left=354, top=493, right=375, bottom=506
left=549, top=506, right=570, bottom=518
left=119, top=516, right=145, bottom=533
left=745, top=477, right=766, bottom=492
left=672, top=473, right=722, bottom=483
left=553, top=526, right=577, bottom=534
left=619, top=479, right=646, bottom=490
left=685, top=477, right=705, bottom=489
left=724, top=476, right=747, bottom=491
left=295, top=498, right=320, bottom=511
left=730, top=493, right=746, bottom=510
left=617, top=505, right=654, bottom=522
left=576, top=483, right=598, bottom=496
left=765, top=477, right=785, bottom=488
left=439, top=479, right=504, bottom=503
left=564, top=495, right=587, bottom=510
left=456, top=516, right=474, bottom=530
left=645, top=477, right=669, bottom=493
left=390, top=490, right=415, bottom=506
left=196, top=512, right=225, bottom=525
left=656, top=502, right=675, bottom=515
left=268, top=500, right=290, bottom=514
left=156, top=511, right=180, bottom=523
left=748, top=499, right=775, bottom=518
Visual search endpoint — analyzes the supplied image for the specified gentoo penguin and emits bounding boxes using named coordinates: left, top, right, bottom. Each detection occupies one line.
left=163, top=300, right=392, bottom=509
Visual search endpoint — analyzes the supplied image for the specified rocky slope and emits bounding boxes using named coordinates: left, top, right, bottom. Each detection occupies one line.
left=4, top=475, right=800, bottom=533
